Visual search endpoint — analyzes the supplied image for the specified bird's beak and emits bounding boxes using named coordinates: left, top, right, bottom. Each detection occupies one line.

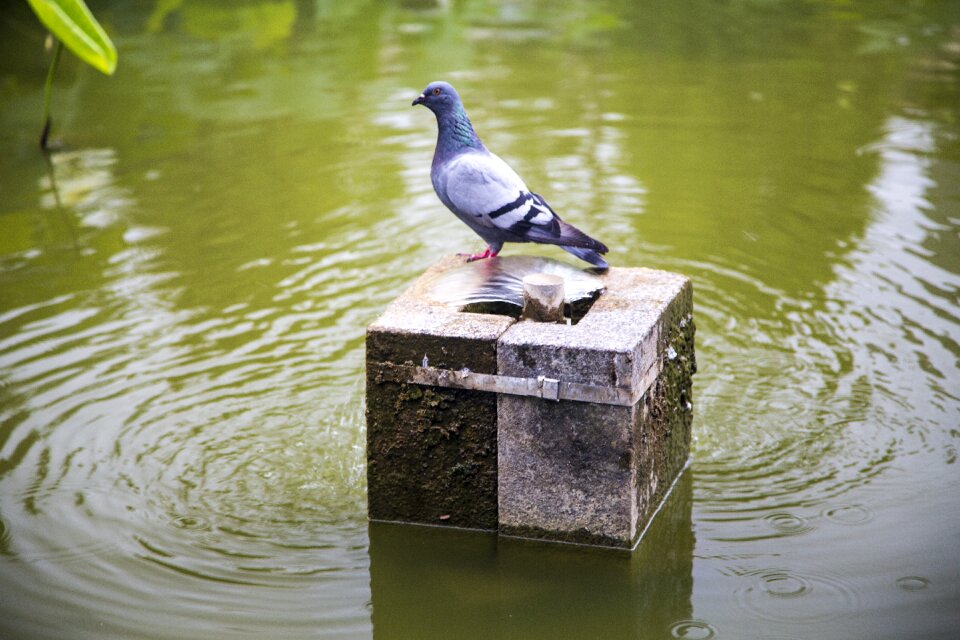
left=412, top=94, right=425, bottom=106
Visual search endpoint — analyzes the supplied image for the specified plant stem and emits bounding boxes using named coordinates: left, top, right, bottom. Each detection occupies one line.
left=40, top=37, right=63, bottom=150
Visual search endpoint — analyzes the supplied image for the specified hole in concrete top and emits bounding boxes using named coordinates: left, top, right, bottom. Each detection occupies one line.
left=422, top=256, right=604, bottom=325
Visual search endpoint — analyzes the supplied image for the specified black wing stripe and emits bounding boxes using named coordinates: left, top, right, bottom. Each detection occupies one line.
left=523, top=206, right=542, bottom=222
left=487, top=191, right=530, bottom=219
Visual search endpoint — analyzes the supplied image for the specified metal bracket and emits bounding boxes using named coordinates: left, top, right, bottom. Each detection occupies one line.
left=374, top=362, right=649, bottom=407
left=537, top=376, right=560, bottom=401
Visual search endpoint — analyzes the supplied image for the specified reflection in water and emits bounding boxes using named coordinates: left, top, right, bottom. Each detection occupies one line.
left=695, top=112, right=956, bottom=506
left=39, top=148, right=131, bottom=226
left=369, top=473, right=694, bottom=640
left=1, top=134, right=372, bottom=637
left=691, top=111, right=960, bottom=636
left=147, top=0, right=298, bottom=51
left=420, top=255, right=604, bottom=309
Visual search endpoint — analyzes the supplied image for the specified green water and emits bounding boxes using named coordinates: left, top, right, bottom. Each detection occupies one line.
left=1, top=1, right=959, bottom=638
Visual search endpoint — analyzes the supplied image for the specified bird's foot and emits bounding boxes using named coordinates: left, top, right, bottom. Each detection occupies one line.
left=462, top=247, right=499, bottom=262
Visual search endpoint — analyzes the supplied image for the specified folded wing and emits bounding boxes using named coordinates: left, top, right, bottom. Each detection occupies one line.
left=441, top=152, right=603, bottom=250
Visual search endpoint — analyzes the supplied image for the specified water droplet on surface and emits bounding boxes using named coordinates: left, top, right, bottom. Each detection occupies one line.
left=760, top=571, right=810, bottom=598
left=896, top=576, right=930, bottom=591
left=763, top=512, right=814, bottom=537
left=735, top=568, right=859, bottom=623
left=670, top=619, right=717, bottom=639
left=822, top=504, right=873, bottom=526
left=667, top=345, right=678, bottom=360
left=172, top=515, right=209, bottom=530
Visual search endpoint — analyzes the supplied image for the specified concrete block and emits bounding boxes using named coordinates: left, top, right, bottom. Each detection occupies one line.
left=365, top=256, right=695, bottom=548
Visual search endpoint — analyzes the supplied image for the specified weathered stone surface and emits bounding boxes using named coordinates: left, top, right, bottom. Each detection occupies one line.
left=366, top=256, right=515, bottom=530
left=497, top=268, right=694, bottom=547
left=634, top=281, right=696, bottom=542
left=367, top=255, right=515, bottom=374
left=366, top=381, right=500, bottom=529
left=497, top=399, right=638, bottom=545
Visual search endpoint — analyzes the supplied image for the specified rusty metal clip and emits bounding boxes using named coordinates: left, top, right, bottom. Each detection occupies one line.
left=373, top=362, right=648, bottom=407
left=537, top=376, right=560, bottom=401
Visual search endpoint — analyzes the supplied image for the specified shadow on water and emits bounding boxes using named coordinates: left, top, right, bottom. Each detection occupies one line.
left=368, top=472, right=695, bottom=639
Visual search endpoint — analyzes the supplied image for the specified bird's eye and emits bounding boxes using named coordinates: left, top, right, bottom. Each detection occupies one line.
left=432, top=87, right=442, bottom=96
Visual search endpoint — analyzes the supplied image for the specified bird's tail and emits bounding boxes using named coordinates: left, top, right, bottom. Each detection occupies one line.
left=555, top=219, right=609, bottom=253
left=561, top=245, right=609, bottom=270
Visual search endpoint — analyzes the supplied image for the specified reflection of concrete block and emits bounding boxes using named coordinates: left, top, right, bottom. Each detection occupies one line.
left=366, top=256, right=695, bottom=549
left=367, top=473, right=695, bottom=638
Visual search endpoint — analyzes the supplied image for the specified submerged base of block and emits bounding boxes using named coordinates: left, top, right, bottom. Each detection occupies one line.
left=368, top=472, right=695, bottom=635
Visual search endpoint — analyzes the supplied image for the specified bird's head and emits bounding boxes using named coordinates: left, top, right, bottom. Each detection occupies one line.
left=412, top=81, right=461, bottom=113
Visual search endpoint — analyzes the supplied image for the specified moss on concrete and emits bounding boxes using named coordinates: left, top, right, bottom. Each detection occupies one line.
left=366, top=322, right=505, bottom=530
left=633, top=280, right=695, bottom=545
left=366, top=379, right=498, bottom=529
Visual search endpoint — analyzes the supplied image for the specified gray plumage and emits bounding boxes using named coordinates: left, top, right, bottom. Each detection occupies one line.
left=412, top=81, right=609, bottom=269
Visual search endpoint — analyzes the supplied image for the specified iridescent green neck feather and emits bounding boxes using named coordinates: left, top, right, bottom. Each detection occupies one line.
left=436, top=102, right=484, bottom=156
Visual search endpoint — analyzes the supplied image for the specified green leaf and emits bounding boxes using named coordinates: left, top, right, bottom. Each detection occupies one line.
left=27, top=0, right=117, bottom=75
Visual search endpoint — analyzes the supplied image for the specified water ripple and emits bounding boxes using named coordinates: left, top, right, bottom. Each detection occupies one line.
left=762, top=512, right=815, bottom=538
left=821, top=504, right=874, bottom=527
left=687, top=114, right=959, bottom=538
left=0, top=514, right=10, bottom=556
left=734, top=568, right=860, bottom=624
left=669, top=619, right=718, bottom=639
left=0, top=10, right=958, bottom=638
left=0, top=181, right=379, bottom=636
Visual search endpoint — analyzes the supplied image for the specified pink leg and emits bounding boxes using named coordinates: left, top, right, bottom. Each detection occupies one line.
left=464, top=247, right=500, bottom=262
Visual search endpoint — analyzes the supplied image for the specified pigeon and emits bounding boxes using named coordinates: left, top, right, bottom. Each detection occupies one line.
left=412, top=81, right=609, bottom=269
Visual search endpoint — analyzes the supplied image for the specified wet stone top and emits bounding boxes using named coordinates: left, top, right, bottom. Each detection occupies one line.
left=368, top=255, right=691, bottom=394
left=367, top=255, right=517, bottom=342
left=502, top=267, right=688, bottom=351
left=499, top=267, right=690, bottom=391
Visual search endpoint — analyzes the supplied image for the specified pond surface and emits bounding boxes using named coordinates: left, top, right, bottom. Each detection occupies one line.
left=1, top=1, right=959, bottom=638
